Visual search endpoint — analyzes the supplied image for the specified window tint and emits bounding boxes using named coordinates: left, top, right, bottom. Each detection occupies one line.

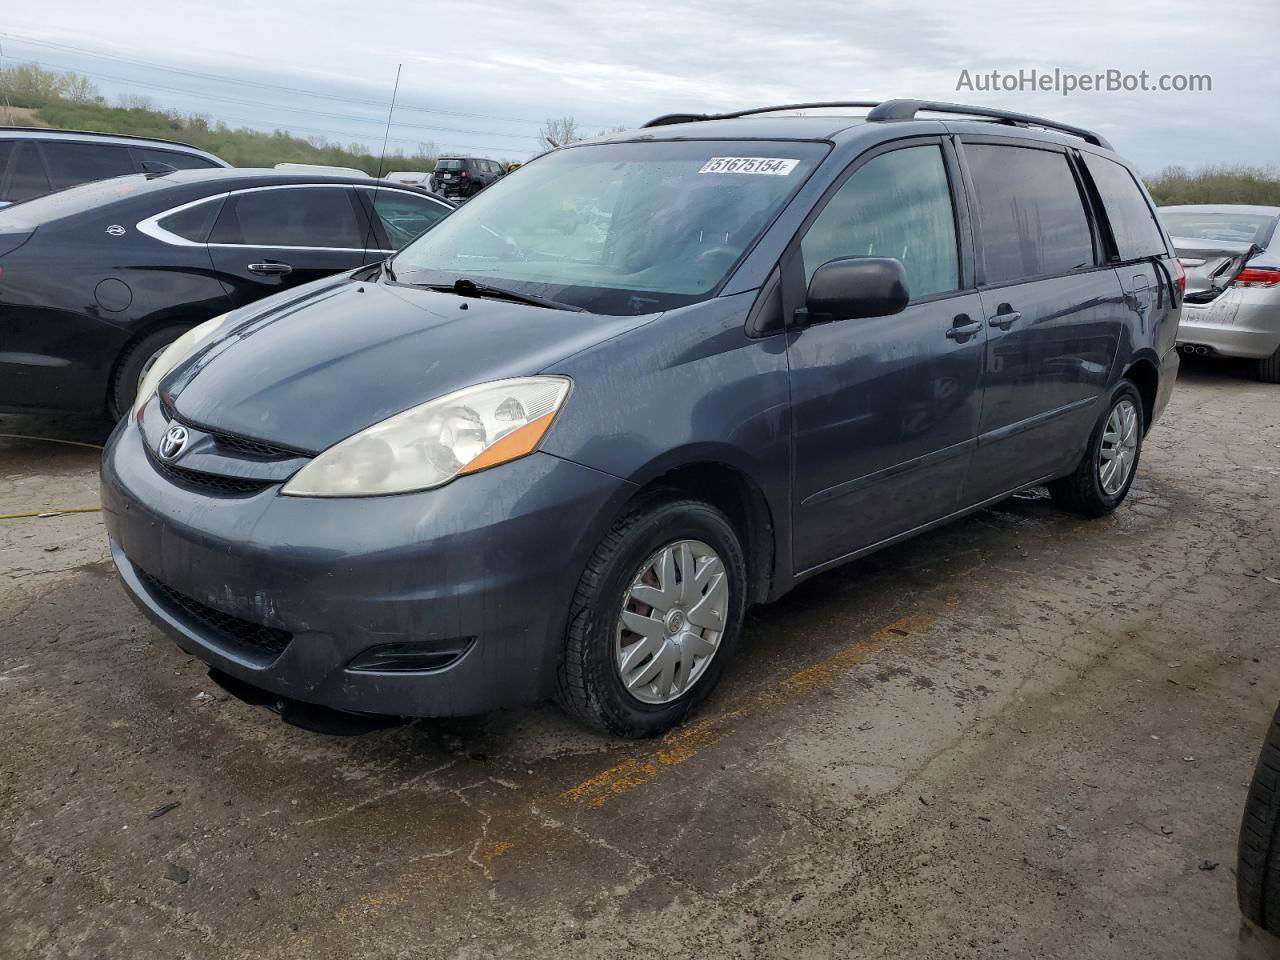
left=967, top=144, right=1094, bottom=284
left=41, top=142, right=136, bottom=190
left=0, top=141, right=15, bottom=194
left=1083, top=154, right=1166, bottom=260
left=7, top=142, right=51, bottom=202
left=136, top=148, right=220, bottom=173
left=158, top=198, right=223, bottom=243
left=211, top=188, right=362, bottom=248
left=801, top=144, right=959, bottom=299
left=371, top=191, right=449, bottom=249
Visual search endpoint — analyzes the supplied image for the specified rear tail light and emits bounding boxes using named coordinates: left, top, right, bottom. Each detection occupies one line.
left=1233, top=267, right=1280, bottom=288
left=460, top=170, right=470, bottom=178
left=1171, top=257, right=1186, bottom=297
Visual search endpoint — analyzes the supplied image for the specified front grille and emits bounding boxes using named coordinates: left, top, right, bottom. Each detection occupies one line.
left=213, top=432, right=303, bottom=459
left=150, top=455, right=273, bottom=495
left=138, top=569, right=292, bottom=659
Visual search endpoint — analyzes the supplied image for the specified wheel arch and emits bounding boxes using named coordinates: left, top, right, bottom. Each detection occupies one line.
left=1120, top=351, right=1160, bottom=430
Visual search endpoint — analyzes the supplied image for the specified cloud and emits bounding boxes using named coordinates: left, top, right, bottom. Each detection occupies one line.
left=2, top=0, right=1273, bottom=169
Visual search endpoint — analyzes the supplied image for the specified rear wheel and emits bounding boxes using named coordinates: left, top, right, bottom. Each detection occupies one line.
left=108, top=325, right=188, bottom=420
left=556, top=493, right=747, bottom=737
left=1239, top=703, right=1280, bottom=931
left=1257, top=346, right=1280, bottom=384
left=1048, top=381, right=1144, bottom=517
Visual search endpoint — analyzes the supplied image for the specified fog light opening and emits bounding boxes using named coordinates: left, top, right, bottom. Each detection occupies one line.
left=346, top=637, right=476, bottom=673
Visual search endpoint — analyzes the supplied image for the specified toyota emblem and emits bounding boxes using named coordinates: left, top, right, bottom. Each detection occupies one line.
left=158, top=424, right=189, bottom=461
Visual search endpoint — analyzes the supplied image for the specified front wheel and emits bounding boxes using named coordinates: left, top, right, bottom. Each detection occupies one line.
left=1048, top=381, right=1144, bottom=517
left=108, top=325, right=189, bottom=420
left=556, top=493, right=748, bottom=737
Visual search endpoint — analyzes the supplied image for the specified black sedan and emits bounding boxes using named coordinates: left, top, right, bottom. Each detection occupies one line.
left=0, top=169, right=453, bottom=417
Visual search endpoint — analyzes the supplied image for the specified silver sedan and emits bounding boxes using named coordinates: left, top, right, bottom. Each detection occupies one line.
left=1162, top=204, right=1280, bottom=382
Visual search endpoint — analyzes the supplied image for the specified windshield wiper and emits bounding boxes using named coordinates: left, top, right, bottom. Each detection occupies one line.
left=417, top=277, right=586, bottom=313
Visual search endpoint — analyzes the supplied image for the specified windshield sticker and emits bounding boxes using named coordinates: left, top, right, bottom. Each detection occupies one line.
left=698, top=157, right=799, bottom=176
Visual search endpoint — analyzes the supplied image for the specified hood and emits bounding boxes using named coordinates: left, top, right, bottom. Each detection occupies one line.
left=168, top=276, right=656, bottom=452
left=1171, top=236, right=1259, bottom=303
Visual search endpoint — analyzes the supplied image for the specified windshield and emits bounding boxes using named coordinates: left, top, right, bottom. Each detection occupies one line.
left=394, top=140, right=827, bottom=314
left=1161, top=210, right=1278, bottom=246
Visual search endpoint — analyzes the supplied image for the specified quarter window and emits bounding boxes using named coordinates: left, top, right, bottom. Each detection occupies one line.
left=210, top=187, right=363, bottom=248
left=967, top=144, right=1094, bottom=284
left=157, top=198, right=223, bottom=243
left=801, top=144, right=960, bottom=300
left=41, top=142, right=136, bottom=190
left=1081, top=154, right=1167, bottom=260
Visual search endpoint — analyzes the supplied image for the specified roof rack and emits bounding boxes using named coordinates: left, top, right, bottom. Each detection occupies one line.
left=641, top=99, right=1112, bottom=150
left=0, top=126, right=213, bottom=152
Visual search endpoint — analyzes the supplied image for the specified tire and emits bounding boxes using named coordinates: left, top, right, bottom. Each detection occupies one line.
left=555, top=492, right=748, bottom=738
left=108, top=325, right=188, bottom=420
left=1048, top=381, right=1145, bottom=517
left=1257, top=346, right=1280, bottom=384
left=1240, top=703, right=1280, bottom=930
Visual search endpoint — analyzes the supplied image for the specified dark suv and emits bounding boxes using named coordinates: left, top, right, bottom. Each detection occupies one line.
left=429, top=157, right=504, bottom=198
left=0, top=128, right=228, bottom=206
left=101, top=100, right=1182, bottom=737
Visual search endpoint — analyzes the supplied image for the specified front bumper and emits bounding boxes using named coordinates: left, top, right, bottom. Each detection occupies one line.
left=101, top=418, right=632, bottom=717
left=1176, top=292, right=1280, bottom=360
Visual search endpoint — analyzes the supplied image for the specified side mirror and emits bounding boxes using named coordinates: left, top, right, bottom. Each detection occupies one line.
left=800, top=257, right=910, bottom=325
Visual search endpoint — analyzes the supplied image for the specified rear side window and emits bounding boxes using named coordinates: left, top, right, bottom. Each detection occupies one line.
left=41, top=142, right=136, bottom=190
left=801, top=144, right=959, bottom=300
left=371, top=191, right=449, bottom=249
left=0, top=141, right=15, bottom=196
left=136, top=148, right=220, bottom=172
left=967, top=144, right=1094, bottom=284
left=8, top=142, right=51, bottom=203
left=1083, top=154, right=1167, bottom=260
left=210, top=187, right=363, bottom=248
left=157, top=198, right=223, bottom=243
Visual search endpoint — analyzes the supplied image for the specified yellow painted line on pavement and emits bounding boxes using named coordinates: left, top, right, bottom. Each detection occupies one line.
left=0, top=506, right=101, bottom=521
left=561, top=612, right=937, bottom=809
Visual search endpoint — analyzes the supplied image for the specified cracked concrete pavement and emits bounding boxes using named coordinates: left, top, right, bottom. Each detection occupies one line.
left=2, top=358, right=1278, bottom=959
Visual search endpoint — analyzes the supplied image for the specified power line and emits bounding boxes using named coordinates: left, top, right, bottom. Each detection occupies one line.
left=0, top=54, right=540, bottom=144
left=0, top=31, right=626, bottom=129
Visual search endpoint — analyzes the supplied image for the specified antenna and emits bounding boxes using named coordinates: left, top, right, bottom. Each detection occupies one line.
left=364, top=63, right=402, bottom=263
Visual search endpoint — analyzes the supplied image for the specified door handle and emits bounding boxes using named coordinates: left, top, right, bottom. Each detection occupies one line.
left=248, top=262, right=293, bottom=276
left=946, top=314, right=983, bottom=341
left=988, top=306, right=1021, bottom=330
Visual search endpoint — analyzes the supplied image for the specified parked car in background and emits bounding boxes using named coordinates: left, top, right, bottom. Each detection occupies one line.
left=0, top=128, right=228, bottom=206
left=274, top=162, right=369, bottom=178
left=100, top=100, right=1181, bottom=737
left=385, top=171, right=432, bottom=186
left=429, top=157, right=504, bottom=198
left=0, top=169, right=452, bottom=418
left=1162, top=204, right=1280, bottom=382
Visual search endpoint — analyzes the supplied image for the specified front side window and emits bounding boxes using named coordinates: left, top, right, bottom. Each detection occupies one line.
left=393, top=140, right=827, bottom=315
left=1083, top=154, right=1167, bottom=260
left=371, top=191, right=449, bottom=249
left=41, top=142, right=135, bottom=190
left=210, top=187, right=362, bottom=248
left=801, top=144, right=959, bottom=299
left=967, top=144, right=1094, bottom=284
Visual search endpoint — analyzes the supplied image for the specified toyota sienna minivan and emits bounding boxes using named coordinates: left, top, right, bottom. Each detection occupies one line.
left=101, top=100, right=1183, bottom=737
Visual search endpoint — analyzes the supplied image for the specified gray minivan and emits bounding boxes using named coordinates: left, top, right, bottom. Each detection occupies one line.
left=101, top=100, right=1183, bottom=737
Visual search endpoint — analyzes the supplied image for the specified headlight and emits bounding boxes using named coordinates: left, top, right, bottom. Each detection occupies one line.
left=133, top=312, right=232, bottom=417
left=281, top=376, right=572, bottom=497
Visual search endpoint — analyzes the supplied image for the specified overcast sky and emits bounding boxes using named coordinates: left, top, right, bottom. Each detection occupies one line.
left=2, top=0, right=1274, bottom=170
